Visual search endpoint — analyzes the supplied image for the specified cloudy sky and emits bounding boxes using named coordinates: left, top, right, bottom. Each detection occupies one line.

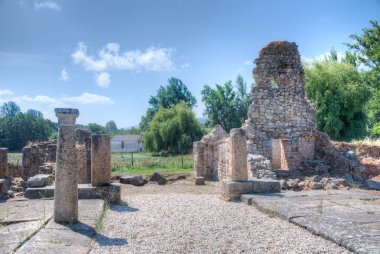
left=0, top=0, right=379, bottom=128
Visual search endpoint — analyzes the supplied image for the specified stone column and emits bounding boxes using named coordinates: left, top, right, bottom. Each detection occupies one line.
left=193, top=141, right=205, bottom=177
left=229, top=128, right=248, bottom=181
left=54, top=108, right=79, bottom=223
left=0, top=148, right=8, bottom=178
left=91, top=135, right=111, bottom=187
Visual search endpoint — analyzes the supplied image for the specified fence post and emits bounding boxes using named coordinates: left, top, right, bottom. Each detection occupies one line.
left=131, top=152, right=134, bottom=167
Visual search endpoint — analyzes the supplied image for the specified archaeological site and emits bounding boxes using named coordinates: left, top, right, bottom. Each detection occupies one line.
left=0, top=41, right=379, bottom=254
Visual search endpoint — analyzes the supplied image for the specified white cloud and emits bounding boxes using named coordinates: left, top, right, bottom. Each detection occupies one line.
left=62, top=93, right=114, bottom=105
left=11, top=92, right=114, bottom=107
left=243, top=60, right=252, bottom=66
left=59, top=68, right=69, bottom=81
left=95, top=72, right=111, bottom=88
left=71, top=42, right=175, bottom=72
left=0, top=89, right=14, bottom=96
left=34, top=1, right=61, bottom=11
left=180, top=63, right=190, bottom=69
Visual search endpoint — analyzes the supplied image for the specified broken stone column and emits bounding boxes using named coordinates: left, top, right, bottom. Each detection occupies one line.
left=54, top=108, right=79, bottom=223
left=229, top=128, right=248, bottom=181
left=91, top=135, right=111, bottom=187
left=76, top=129, right=92, bottom=184
left=193, top=141, right=205, bottom=177
left=0, top=148, right=8, bottom=178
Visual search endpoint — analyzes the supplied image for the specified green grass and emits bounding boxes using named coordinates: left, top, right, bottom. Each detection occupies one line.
left=8, top=153, right=22, bottom=165
left=113, top=167, right=193, bottom=175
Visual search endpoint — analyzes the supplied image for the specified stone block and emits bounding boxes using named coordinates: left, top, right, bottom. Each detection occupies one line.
left=91, top=134, right=111, bottom=187
left=120, top=175, right=145, bottom=186
left=24, top=183, right=121, bottom=204
left=367, top=179, right=380, bottom=190
left=27, top=174, right=54, bottom=188
left=149, top=171, right=167, bottom=185
left=0, top=178, right=10, bottom=198
left=229, top=128, right=248, bottom=181
left=251, top=179, right=281, bottom=193
left=195, top=176, right=205, bottom=185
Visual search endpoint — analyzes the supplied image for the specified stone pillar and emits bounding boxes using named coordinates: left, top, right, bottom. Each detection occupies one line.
left=91, top=135, right=111, bottom=187
left=229, top=128, right=248, bottom=181
left=54, top=108, right=79, bottom=223
left=76, top=129, right=92, bottom=184
left=193, top=141, right=205, bottom=177
left=0, top=148, right=8, bottom=178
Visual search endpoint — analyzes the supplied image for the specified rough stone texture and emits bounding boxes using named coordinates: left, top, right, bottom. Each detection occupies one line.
left=193, top=125, right=228, bottom=180
left=76, top=129, right=92, bottom=184
left=247, top=41, right=317, bottom=172
left=120, top=175, right=145, bottom=186
left=0, top=148, right=8, bottom=178
left=27, top=174, right=54, bottom=188
left=194, top=176, right=205, bottom=185
left=24, top=183, right=121, bottom=204
left=221, top=179, right=281, bottom=200
left=149, top=172, right=167, bottom=185
left=243, top=190, right=380, bottom=254
left=229, top=128, right=248, bottom=181
left=22, top=141, right=57, bottom=180
left=314, top=132, right=365, bottom=179
left=367, top=179, right=380, bottom=190
left=247, top=154, right=272, bottom=179
left=54, top=108, right=79, bottom=223
left=91, top=135, right=111, bottom=187
left=0, top=178, right=10, bottom=198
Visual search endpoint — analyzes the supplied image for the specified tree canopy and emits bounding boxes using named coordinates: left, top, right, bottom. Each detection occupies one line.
left=139, top=77, right=196, bottom=131
left=0, top=101, right=55, bottom=151
left=304, top=57, right=370, bottom=140
left=105, top=120, right=118, bottom=134
left=201, top=75, right=252, bottom=132
left=144, top=102, right=204, bottom=155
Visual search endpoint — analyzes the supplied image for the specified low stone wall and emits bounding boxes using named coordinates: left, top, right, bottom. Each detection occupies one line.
left=22, top=129, right=92, bottom=181
left=0, top=148, right=8, bottom=178
left=8, top=164, right=22, bottom=178
left=332, top=141, right=380, bottom=159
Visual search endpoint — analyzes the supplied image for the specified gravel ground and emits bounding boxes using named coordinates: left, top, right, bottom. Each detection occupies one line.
left=90, top=181, right=351, bottom=254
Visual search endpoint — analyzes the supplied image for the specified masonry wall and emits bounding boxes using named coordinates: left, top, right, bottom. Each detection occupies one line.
left=247, top=41, right=317, bottom=170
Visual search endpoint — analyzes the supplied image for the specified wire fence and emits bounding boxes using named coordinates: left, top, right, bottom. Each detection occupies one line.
left=111, top=152, right=193, bottom=171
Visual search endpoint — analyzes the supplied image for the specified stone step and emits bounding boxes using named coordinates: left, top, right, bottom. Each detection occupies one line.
left=24, top=183, right=121, bottom=204
left=221, top=179, right=281, bottom=201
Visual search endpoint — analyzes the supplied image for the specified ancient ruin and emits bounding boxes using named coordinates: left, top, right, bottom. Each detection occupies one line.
left=54, top=108, right=80, bottom=223
left=91, top=134, right=111, bottom=186
left=193, top=41, right=367, bottom=198
left=0, top=148, right=8, bottom=179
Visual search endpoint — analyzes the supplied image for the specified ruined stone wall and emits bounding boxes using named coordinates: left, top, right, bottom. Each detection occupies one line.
left=22, top=141, right=57, bottom=180
left=247, top=41, right=317, bottom=170
left=193, top=125, right=228, bottom=180
left=22, top=129, right=92, bottom=181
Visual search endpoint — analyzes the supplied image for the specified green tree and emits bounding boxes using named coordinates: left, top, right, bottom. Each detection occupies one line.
left=346, top=20, right=380, bottom=136
left=105, top=120, right=118, bottom=133
left=0, top=101, right=20, bottom=117
left=201, top=75, right=252, bottom=132
left=144, top=102, right=204, bottom=155
left=139, top=77, right=196, bottom=131
left=0, top=102, right=53, bottom=151
left=304, top=60, right=370, bottom=140
left=87, top=123, right=105, bottom=134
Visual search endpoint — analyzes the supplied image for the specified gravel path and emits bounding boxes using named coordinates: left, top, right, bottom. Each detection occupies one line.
left=90, top=183, right=350, bottom=253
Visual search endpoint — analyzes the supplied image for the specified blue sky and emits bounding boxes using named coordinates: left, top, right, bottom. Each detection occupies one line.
left=0, top=0, right=379, bottom=128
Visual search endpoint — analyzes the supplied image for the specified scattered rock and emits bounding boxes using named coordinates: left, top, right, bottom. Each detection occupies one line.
left=279, top=179, right=288, bottom=190
left=0, top=178, right=11, bottom=198
left=287, top=179, right=300, bottom=189
left=195, top=176, right=205, bottom=185
left=310, top=181, right=323, bottom=190
left=366, top=179, right=380, bottom=190
left=312, top=175, right=322, bottom=182
left=27, top=174, right=54, bottom=188
left=120, top=175, right=145, bottom=186
left=315, top=164, right=331, bottom=174
left=149, top=172, right=167, bottom=185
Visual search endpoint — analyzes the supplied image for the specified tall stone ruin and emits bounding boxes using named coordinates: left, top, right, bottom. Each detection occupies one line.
left=246, top=41, right=317, bottom=177
left=194, top=41, right=317, bottom=182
